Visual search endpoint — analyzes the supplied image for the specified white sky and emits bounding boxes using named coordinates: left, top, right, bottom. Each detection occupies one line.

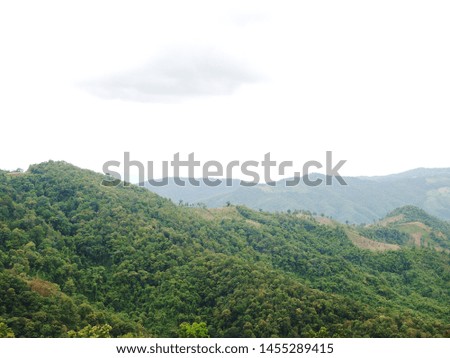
left=1, top=0, right=449, bottom=180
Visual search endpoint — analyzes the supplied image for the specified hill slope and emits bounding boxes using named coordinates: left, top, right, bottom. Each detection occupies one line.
left=0, top=162, right=449, bottom=337
left=359, top=206, right=450, bottom=251
left=144, top=168, right=450, bottom=223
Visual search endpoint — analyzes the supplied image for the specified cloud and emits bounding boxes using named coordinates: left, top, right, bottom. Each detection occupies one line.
left=228, top=11, right=269, bottom=27
left=82, top=47, right=263, bottom=102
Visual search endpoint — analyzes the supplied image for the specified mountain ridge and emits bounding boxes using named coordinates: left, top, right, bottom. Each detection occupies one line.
left=143, top=168, right=450, bottom=224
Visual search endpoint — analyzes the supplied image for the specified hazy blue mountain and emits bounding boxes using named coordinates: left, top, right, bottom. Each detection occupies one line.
left=143, top=168, right=450, bottom=224
left=141, top=177, right=241, bottom=204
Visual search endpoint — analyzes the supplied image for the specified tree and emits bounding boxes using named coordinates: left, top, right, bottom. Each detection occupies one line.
left=0, top=322, right=15, bottom=338
left=178, top=322, right=209, bottom=338
left=67, top=324, right=112, bottom=338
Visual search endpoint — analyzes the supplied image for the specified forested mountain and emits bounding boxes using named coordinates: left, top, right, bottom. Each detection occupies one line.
left=358, top=206, right=450, bottom=251
left=0, top=162, right=449, bottom=338
left=144, top=168, right=450, bottom=224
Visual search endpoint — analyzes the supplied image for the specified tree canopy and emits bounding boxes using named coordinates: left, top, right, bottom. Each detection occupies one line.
left=0, top=161, right=449, bottom=337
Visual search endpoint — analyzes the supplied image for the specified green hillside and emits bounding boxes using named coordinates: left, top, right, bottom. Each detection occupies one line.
left=0, top=162, right=449, bottom=337
left=360, top=206, right=450, bottom=251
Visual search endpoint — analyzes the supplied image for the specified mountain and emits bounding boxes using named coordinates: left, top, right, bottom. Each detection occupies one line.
left=141, top=177, right=240, bottom=205
left=360, top=206, right=450, bottom=251
left=0, top=162, right=449, bottom=337
left=144, top=168, right=450, bottom=224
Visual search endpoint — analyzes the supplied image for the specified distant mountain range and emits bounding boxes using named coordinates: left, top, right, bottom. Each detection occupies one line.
left=143, top=168, right=450, bottom=224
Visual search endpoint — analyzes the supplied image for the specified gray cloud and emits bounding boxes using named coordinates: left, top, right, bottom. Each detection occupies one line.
left=83, top=48, right=263, bottom=102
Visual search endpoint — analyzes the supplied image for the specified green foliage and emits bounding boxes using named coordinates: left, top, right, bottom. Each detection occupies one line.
left=178, top=322, right=209, bottom=338
left=359, top=226, right=411, bottom=245
left=0, top=161, right=449, bottom=338
left=68, top=324, right=112, bottom=338
left=307, top=326, right=329, bottom=338
left=0, top=322, right=15, bottom=338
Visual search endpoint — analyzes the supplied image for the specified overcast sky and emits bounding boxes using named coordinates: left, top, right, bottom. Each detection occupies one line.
left=1, top=0, right=449, bottom=180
